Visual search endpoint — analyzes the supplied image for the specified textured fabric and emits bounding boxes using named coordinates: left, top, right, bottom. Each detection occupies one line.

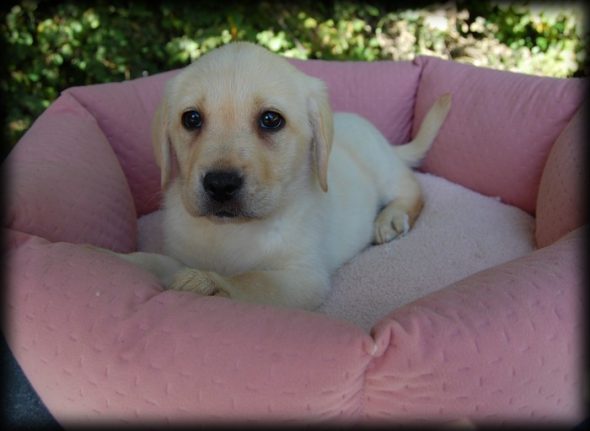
left=4, top=226, right=582, bottom=425
left=535, top=103, right=587, bottom=247
left=413, top=56, right=585, bottom=214
left=5, top=230, right=373, bottom=424
left=366, top=227, right=584, bottom=424
left=2, top=56, right=584, bottom=426
left=65, top=71, right=179, bottom=217
left=3, top=92, right=136, bottom=252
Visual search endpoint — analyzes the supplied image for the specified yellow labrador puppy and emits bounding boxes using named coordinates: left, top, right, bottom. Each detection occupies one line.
left=110, top=42, right=451, bottom=309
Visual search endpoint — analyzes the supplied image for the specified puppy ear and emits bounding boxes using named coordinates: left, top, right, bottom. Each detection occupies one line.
left=151, top=101, right=172, bottom=189
left=307, top=79, right=334, bottom=192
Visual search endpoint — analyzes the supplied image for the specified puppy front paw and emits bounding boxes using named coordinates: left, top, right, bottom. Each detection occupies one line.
left=168, top=268, right=229, bottom=297
left=373, top=209, right=411, bottom=245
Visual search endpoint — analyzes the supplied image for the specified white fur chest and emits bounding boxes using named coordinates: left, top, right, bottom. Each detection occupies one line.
left=161, top=194, right=307, bottom=276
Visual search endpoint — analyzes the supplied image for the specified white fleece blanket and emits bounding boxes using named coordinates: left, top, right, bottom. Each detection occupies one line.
left=138, top=172, right=535, bottom=332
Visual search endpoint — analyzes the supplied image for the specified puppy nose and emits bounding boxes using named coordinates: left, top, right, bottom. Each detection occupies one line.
left=203, top=170, right=244, bottom=202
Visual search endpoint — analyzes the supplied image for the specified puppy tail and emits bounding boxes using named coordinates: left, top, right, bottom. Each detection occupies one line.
left=395, top=93, right=452, bottom=167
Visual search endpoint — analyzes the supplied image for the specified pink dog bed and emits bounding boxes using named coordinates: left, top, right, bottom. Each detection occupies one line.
left=4, top=55, right=585, bottom=426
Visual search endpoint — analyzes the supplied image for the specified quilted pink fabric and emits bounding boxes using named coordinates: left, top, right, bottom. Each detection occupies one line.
left=366, top=227, right=584, bottom=423
left=4, top=92, right=136, bottom=252
left=3, top=55, right=585, bottom=426
left=412, top=56, right=585, bottom=214
left=65, top=70, right=179, bottom=217
left=5, top=230, right=374, bottom=423
left=535, top=103, right=586, bottom=247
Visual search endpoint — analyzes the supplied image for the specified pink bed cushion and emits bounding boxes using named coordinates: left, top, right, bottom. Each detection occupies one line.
left=5, top=229, right=374, bottom=423
left=5, top=226, right=582, bottom=424
left=65, top=70, right=179, bottom=217
left=535, top=103, right=586, bottom=247
left=4, top=92, right=136, bottom=252
left=412, top=56, right=585, bottom=214
left=366, top=226, right=584, bottom=423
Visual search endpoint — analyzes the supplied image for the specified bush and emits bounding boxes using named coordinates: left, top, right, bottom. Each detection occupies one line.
left=1, top=0, right=586, bottom=156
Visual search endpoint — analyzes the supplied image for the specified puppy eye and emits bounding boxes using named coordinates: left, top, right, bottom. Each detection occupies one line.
left=259, top=111, right=285, bottom=131
left=181, top=110, right=202, bottom=130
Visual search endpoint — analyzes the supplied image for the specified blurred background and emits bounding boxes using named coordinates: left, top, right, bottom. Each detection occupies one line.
left=0, top=0, right=587, bottom=157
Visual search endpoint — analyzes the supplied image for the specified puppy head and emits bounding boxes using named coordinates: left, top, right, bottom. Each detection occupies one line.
left=152, top=42, right=333, bottom=222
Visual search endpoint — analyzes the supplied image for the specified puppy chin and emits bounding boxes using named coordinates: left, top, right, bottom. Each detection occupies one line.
left=199, top=201, right=257, bottom=224
left=206, top=209, right=242, bottom=223
left=183, top=189, right=276, bottom=223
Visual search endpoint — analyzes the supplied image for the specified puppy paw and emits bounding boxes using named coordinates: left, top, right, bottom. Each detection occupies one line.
left=168, top=268, right=229, bottom=297
left=373, top=209, right=411, bottom=245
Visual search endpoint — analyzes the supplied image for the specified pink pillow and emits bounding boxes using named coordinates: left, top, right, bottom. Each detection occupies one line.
left=4, top=93, right=136, bottom=252
left=412, top=56, right=584, bottom=214
left=5, top=225, right=582, bottom=424
left=535, top=103, right=586, bottom=247
left=66, top=70, right=180, bottom=216
left=366, top=226, right=584, bottom=422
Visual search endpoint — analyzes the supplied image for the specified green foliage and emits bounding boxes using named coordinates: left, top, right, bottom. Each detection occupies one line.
left=1, top=1, right=586, bottom=153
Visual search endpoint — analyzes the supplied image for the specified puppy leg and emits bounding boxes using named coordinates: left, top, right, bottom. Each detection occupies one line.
left=374, top=172, right=423, bottom=244
left=168, top=267, right=329, bottom=310
left=86, top=246, right=328, bottom=309
left=86, top=246, right=188, bottom=288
